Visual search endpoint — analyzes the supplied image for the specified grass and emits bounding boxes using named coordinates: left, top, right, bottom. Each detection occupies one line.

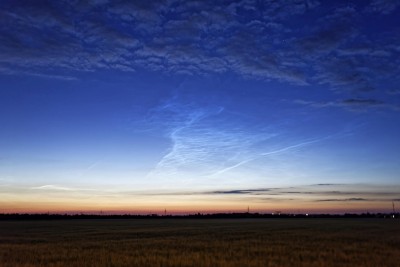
left=0, top=219, right=399, bottom=266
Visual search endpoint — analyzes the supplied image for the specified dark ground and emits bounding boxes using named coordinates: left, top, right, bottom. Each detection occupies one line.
left=0, top=219, right=399, bottom=267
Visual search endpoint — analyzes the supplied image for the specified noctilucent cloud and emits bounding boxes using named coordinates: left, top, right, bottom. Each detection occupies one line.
left=1, top=0, right=399, bottom=214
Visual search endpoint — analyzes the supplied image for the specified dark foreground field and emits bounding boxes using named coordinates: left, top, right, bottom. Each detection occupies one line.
left=0, top=219, right=399, bottom=267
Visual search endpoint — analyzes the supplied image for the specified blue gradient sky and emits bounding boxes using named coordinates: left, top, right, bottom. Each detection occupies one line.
left=1, top=0, right=400, bottom=213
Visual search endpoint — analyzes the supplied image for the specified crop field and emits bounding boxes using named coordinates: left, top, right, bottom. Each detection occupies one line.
left=0, top=218, right=399, bottom=267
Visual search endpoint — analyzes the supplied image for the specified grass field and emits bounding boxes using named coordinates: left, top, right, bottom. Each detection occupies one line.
left=0, top=219, right=399, bottom=267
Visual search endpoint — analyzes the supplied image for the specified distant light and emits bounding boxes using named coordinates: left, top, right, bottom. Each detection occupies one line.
left=306, top=213, right=308, bottom=216
left=393, top=215, right=395, bottom=219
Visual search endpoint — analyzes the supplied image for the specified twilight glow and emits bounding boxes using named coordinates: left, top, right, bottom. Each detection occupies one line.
left=1, top=0, right=400, bottom=214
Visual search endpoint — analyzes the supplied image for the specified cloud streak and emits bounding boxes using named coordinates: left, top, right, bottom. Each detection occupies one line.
left=295, top=98, right=400, bottom=112
left=114, top=183, right=400, bottom=205
left=30, top=185, right=95, bottom=191
left=211, top=131, right=344, bottom=177
left=315, top=198, right=367, bottom=202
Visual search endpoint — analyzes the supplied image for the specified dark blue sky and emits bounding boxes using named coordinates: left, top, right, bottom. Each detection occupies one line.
left=0, top=0, right=399, bottom=213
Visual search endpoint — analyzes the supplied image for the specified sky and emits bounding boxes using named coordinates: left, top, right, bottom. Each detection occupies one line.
left=1, top=0, right=400, bottom=214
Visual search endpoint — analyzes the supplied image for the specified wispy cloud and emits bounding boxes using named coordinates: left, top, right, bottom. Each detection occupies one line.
left=211, top=189, right=272, bottom=195
left=30, top=185, right=94, bottom=191
left=295, top=98, right=399, bottom=112
left=315, top=198, right=367, bottom=202
left=202, top=184, right=400, bottom=199
left=1, top=0, right=398, bottom=101
left=141, top=89, right=361, bottom=186
left=115, top=183, right=400, bottom=205
left=145, top=96, right=277, bottom=183
left=365, top=0, right=400, bottom=14
left=210, top=133, right=339, bottom=177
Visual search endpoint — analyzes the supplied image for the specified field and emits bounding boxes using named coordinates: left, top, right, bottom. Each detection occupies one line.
left=0, top=219, right=399, bottom=267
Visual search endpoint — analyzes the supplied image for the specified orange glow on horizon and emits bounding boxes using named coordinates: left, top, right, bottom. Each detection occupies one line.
left=1, top=200, right=394, bottom=215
